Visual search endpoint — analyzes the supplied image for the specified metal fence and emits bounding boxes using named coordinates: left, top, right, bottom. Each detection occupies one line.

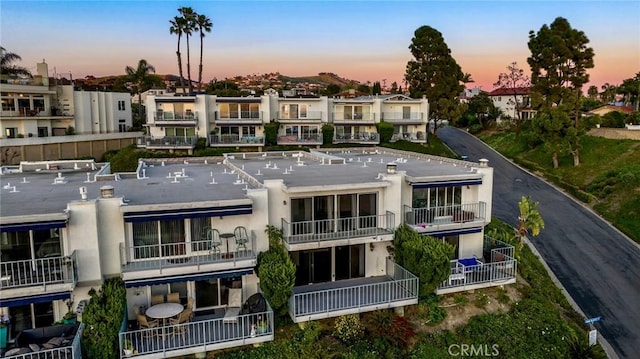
left=404, top=202, right=486, bottom=225
left=0, top=251, right=77, bottom=289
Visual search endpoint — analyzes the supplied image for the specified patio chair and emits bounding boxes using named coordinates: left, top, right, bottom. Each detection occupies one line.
left=233, top=226, right=249, bottom=252
left=186, top=297, right=194, bottom=311
left=208, top=228, right=222, bottom=255
left=167, top=292, right=180, bottom=304
left=223, top=288, right=242, bottom=324
left=138, top=315, right=159, bottom=337
left=169, top=309, right=191, bottom=340
left=151, top=294, right=164, bottom=306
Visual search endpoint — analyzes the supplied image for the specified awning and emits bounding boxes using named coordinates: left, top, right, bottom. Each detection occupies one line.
left=0, top=219, right=67, bottom=233
left=419, top=227, right=482, bottom=237
left=155, top=97, right=196, bottom=103
left=0, top=292, right=71, bottom=307
left=123, top=204, right=252, bottom=223
left=216, top=98, right=261, bottom=103
left=411, top=179, right=482, bottom=189
left=124, top=268, right=254, bottom=288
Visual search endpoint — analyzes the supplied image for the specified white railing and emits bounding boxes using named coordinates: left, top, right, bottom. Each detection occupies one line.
left=154, top=111, right=198, bottom=121
left=382, top=112, right=424, bottom=121
left=0, top=251, right=77, bottom=289
left=216, top=111, right=263, bottom=120
left=4, top=323, right=84, bottom=359
left=118, top=307, right=273, bottom=358
left=276, top=133, right=323, bottom=144
left=209, top=134, right=264, bottom=146
left=333, top=132, right=380, bottom=143
left=289, top=258, right=418, bottom=319
left=282, top=211, right=395, bottom=245
left=332, top=112, right=375, bottom=122
left=120, top=235, right=256, bottom=272
left=438, top=237, right=517, bottom=291
left=277, top=111, right=323, bottom=120
left=404, top=202, right=486, bottom=225
left=136, top=136, right=198, bottom=148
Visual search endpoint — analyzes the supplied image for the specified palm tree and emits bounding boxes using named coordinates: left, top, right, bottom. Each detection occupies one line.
left=462, top=73, right=474, bottom=85
left=0, top=47, right=31, bottom=77
left=125, top=59, right=156, bottom=120
left=514, top=196, right=545, bottom=251
left=195, top=14, right=213, bottom=93
left=566, top=334, right=607, bottom=359
left=179, top=7, right=197, bottom=95
left=169, top=16, right=187, bottom=91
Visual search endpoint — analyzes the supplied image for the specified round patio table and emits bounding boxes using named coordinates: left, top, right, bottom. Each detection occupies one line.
left=146, top=303, right=184, bottom=323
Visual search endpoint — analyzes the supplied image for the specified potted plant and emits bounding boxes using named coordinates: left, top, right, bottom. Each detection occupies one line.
left=123, top=339, right=134, bottom=356
left=63, top=299, right=76, bottom=324
left=256, top=315, right=268, bottom=334
left=0, top=314, right=9, bottom=349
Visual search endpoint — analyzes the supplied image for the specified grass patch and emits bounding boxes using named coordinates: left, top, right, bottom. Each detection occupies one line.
left=381, top=133, right=457, bottom=158
left=479, top=131, right=640, bottom=242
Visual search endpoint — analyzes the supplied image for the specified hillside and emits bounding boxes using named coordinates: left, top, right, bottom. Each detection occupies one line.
left=280, top=72, right=360, bottom=87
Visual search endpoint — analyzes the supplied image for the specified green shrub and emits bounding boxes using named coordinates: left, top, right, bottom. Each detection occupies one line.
left=496, top=287, right=510, bottom=304
left=364, top=310, right=415, bottom=349
left=81, top=277, right=126, bottom=359
left=474, top=293, right=489, bottom=308
left=257, top=226, right=296, bottom=316
left=427, top=305, right=447, bottom=325
left=321, top=124, right=334, bottom=145
left=264, top=121, right=280, bottom=145
left=195, top=137, right=207, bottom=150
left=376, top=122, right=395, bottom=143
left=65, top=126, right=75, bottom=135
left=333, top=314, right=364, bottom=342
left=468, top=124, right=483, bottom=134
left=453, top=294, right=468, bottom=306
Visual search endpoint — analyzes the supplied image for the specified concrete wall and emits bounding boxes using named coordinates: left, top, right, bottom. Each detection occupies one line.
left=66, top=200, right=103, bottom=284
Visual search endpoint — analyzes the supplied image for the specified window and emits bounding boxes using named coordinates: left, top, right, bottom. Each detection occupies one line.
left=37, top=127, right=48, bottom=137
left=411, top=186, right=462, bottom=209
left=132, top=220, right=185, bottom=259
left=118, top=100, right=126, bottom=111
left=4, top=127, right=17, bottom=138
left=219, top=103, right=239, bottom=118
left=1, top=97, right=15, bottom=111
left=33, top=98, right=45, bottom=112
left=165, top=127, right=195, bottom=137
left=402, top=106, right=411, bottom=119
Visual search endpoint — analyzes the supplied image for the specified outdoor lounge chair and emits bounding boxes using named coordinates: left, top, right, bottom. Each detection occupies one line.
left=223, top=288, right=242, bottom=324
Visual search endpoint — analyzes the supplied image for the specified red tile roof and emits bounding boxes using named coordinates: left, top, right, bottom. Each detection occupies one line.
left=488, top=87, right=531, bottom=96
left=590, top=105, right=635, bottom=114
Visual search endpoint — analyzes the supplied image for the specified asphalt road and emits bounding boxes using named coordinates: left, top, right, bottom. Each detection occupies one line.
left=437, top=127, right=640, bottom=358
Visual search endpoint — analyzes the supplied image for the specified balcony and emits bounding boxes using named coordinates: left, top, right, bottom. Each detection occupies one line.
left=404, top=202, right=487, bottom=234
left=3, top=323, right=84, bottom=359
left=136, top=136, right=198, bottom=150
left=276, top=133, right=323, bottom=146
left=288, top=258, right=418, bottom=323
left=382, top=112, right=424, bottom=124
left=153, top=111, right=198, bottom=126
left=333, top=132, right=380, bottom=144
left=120, top=236, right=257, bottom=280
left=437, top=237, right=517, bottom=294
left=118, top=305, right=273, bottom=358
left=281, top=212, right=395, bottom=251
left=390, top=132, right=426, bottom=143
left=0, top=251, right=77, bottom=298
left=277, top=111, right=323, bottom=123
left=215, top=111, right=263, bottom=124
left=209, top=134, right=265, bottom=147
left=332, top=112, right=376, bottom=124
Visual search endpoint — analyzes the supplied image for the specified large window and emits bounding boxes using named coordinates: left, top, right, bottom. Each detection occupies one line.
left=411, top=186, right=462, bottom=209
left=342, top=105, right=369, bottom=120
left=194, top=276, right=241, bottom=309
left=0, top=228, right=61, bottom=261
left=165, top=127, right=195, bottom=137
left=281, top=104, right=307, bottom=119
left=291, top=193, right=377, bottom=235
left=132, top=220, right=185, bottom=258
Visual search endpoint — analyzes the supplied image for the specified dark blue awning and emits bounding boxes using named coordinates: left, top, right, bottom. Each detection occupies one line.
left=0, top=292, right=71, bottom=307
left=124, top=268, right=254, bottom=288
left=0, top=219, right=67, bottom=233
left=411, top=179, right=482, bottom=189
left=419, top=227, right=482, bottom=237
left=123, top=204, right=252, bottom=223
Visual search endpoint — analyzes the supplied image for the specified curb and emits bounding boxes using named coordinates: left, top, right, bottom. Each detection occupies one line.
left=446, top=127, right=624, bottom=358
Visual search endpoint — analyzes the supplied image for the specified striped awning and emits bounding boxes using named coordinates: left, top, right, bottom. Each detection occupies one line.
left=0, top=291, right=71, bottom=307
left=0, top=219, right=67, bottom=233
left=122, top=204, right=252, bottom=223
left=411, top=178, right=482, bottom=189
left=124, top=268, right=254, bottom=288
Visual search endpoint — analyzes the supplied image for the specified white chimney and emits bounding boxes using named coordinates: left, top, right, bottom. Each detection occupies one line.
left=100, top=185, right=114, bottom=198
left=79, top=186, right=87, bottom=200
left=479, top=159, right=489, bottom=167
left=386, top=163, right=397, bottom=174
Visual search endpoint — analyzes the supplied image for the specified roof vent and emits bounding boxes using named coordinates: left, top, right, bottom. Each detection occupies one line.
left=100, top=185, right=114, bottom=198
left=79, top=186, right=87, bottom=200
left=386, top=163, right=397, bottom=174
left=479, top=159, right=489, bottom=167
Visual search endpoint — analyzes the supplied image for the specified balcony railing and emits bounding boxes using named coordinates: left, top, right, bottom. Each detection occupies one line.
left=382, top=112, right=424, bottom=122
left=119, top=306, right=273, bottom=358
left=332, top=112, right=375, bottom=122
left=209, top=134, right=264, bottom=146
left=120, top=235, right=257, bottom=273
left=437, top=237, right=517, bottom=292
left=5, top=323, right=84, bottom=359
left=391, top=132, right=426, bottom=142
left=154, top=111, right=198, bottom=122
left=0, top=76, right=46, bottom=86
left=136, top=136, right=198, bottom=148
left=288, top=258, right=418, bottom=321
left=216, top=111, right=263, bottom=121
left=0, top=251, right=77, bottom=290
left=277, top=111, right=323, bottom=121
left=282, top=211, right=395, bottom=245
left=404, top=202, right=486, bottom=226
left=333, top=132, right=380, bottom=144
left=276, top=133, right=323, bottom=145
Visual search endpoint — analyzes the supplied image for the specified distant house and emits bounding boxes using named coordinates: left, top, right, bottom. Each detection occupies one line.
left=487, top=87, right=535, bottom=121
left=459, top=87, right=486, bottom=104
left=587, top=105, right=635, bottom=117
left=332, top=89, right=369, bottom=99
left=130, top=88, right=172, bottom=104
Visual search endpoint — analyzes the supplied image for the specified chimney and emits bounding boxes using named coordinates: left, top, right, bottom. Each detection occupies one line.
left=479, top=159, right=489, bottom=168
left=100, top=185, right=114, bottom=198
left=79, top=186, right=87, bottom=200
left=386, top=163, right=397, bottom=174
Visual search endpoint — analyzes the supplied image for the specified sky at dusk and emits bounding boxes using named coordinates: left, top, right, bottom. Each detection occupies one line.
left=2, top=1, right=639, bottom=91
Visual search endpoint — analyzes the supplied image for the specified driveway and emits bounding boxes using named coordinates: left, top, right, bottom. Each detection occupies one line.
left=437, top=127, right=640, bottom=358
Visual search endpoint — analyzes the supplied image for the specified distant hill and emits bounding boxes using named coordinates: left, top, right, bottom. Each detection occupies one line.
left=279, top=72, right=359, bottom=87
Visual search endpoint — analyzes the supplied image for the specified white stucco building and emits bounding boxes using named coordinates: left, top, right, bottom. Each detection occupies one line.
left=488, top=87, right=535, bottom=121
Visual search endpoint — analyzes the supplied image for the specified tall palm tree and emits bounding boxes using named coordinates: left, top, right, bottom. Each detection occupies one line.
left=462, top=73, right=474, bottom=85
left=179, top=7, right=197, bottom=95
left=125, top=59, right=156, bottom=120
left=0, top=47, right=31, bottom=77
left=195, top=14, right=213, bottom=93
left=169, top=16, right=187, bottom=92
left=514, top=196, right=545, bottom=251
